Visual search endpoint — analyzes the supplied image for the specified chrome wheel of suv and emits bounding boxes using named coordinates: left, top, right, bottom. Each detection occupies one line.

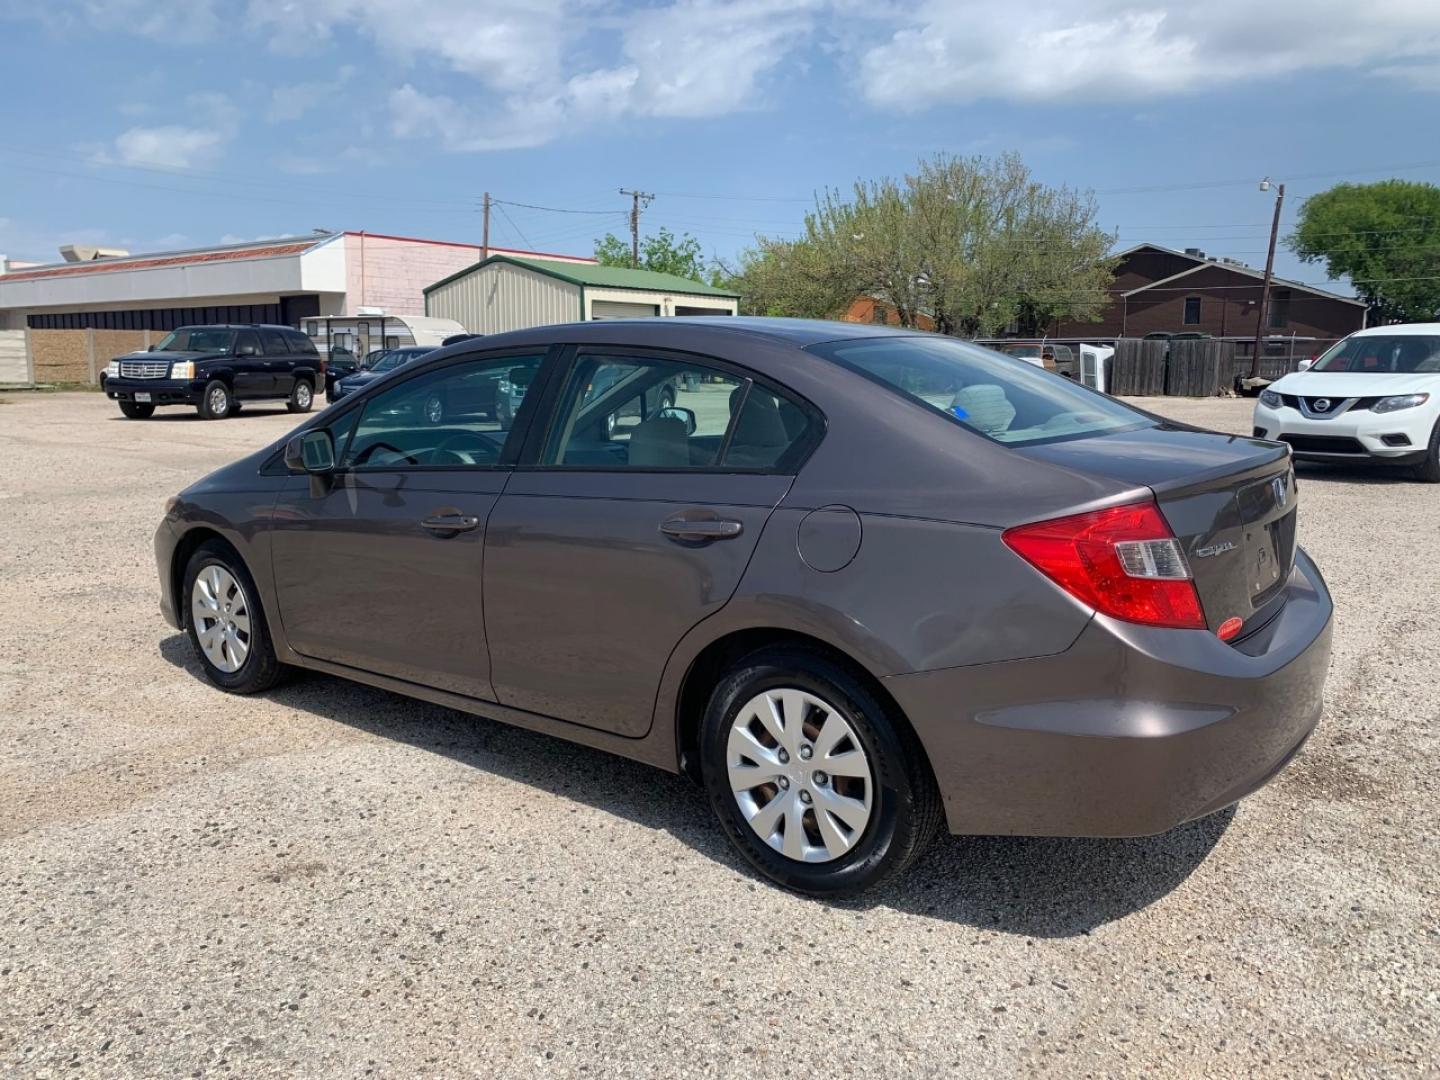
left=726, top=688, right=874, bottom=863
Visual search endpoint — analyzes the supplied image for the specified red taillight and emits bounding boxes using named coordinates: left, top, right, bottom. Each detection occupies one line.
left=1002, top=501, right=1206, bottom=629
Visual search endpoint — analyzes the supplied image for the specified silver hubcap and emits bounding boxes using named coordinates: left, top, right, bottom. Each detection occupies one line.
left=297, top=383, right=311, bottom=406
left=726, top=688, right=874, bottom=863
left=209, top=387, right=228, bottom=415
left=190, top=565, right=251, bottom=673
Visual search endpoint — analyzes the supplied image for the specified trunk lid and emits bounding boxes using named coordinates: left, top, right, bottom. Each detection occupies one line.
left=1017, top=424, right=1296, bottom=632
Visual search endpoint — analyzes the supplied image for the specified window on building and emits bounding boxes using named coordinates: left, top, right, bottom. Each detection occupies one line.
left=1184, top=296, right=1202, bottom=325
left=870, top=303, right=888, bottom=325
left=1269, top=290, right=1291, bottom=328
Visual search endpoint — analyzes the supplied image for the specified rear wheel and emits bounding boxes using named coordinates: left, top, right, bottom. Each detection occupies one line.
left=1414, top=418, right=1440, bottom=483
left=197, top=380, right=232, bottom=420
left=118, top=400, right=155, bottom=419
left=699, top=647, right=942, bottom=897
left=183, top=540, right=287, bottom=694
left=287, top=379, right=314, bottom=413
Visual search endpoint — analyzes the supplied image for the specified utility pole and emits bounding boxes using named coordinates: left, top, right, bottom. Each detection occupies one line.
left=620, top=188, right=653, bottom=268
left=481, top=191, right=491, bottom=261
left=1249, top=179, right=1286, bottom=380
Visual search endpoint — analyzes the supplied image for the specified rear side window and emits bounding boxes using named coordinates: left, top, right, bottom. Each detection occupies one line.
left=286, top=330, right=318, bottom=355
left=809, top=336, right=1148, bottom=446
left=260, top=329, right=290, bottom=355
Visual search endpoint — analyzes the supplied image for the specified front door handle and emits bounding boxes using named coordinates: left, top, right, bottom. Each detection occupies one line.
left=420, top=513, right=480, bottom=535
left=659, top=517, right=744, bottom=541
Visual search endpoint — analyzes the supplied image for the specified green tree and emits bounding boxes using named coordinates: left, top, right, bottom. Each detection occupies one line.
left=1289, top=180, right=1440, bottom=323
left=719, top=153, right=1116, bottom=336
left=594, top=227, right=708, bottom=282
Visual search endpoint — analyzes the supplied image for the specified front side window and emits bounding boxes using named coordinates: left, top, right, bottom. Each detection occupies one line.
left=154, top=327, right=235, bottom=353
left=809, top=336, right=1148, bottom=446
left=542, top=354, right=814, bottom=471
left=343, top=354, right=544, bottom=470
left=1184, top=296, right=1202, bottom=324
left=1312, top=334, right=1440, bottom=374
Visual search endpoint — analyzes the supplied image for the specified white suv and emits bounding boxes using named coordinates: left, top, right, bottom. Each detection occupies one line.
left=1253, top=323, right=1440, bottom=482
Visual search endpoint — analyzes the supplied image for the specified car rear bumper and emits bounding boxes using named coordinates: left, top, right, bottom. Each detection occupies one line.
left=106, top=376, right=205, bottom=406
left=885, top=547, right=1333, bottom=837
left=1253, top=402, right=1433, bottom=462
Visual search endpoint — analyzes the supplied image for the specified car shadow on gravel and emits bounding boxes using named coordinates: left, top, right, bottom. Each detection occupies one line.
left=160, top=633, right=1232, bottom=937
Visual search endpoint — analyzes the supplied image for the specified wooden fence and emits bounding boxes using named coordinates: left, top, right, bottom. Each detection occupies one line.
left=1108, top=338, right=1243, bottom=397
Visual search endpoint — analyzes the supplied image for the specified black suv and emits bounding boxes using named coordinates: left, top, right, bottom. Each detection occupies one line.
left=102, top=324, right=324, bottom=420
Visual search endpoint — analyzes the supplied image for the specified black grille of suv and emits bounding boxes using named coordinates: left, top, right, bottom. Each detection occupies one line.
left=1279, top=434, right=1367, bottom=455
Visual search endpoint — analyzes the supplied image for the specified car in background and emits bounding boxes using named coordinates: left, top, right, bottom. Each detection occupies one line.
left=328, top=346, right=435, bottom=403
left=155, top=318, right=1332, bottom=896
left=996, top=342, right=1075, bottom=377
left=1253, top=324, right=1440, bottom=481
left=102, top=324, right=322, bottom=420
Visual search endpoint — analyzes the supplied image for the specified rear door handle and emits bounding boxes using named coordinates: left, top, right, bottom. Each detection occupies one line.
left=659, top=517, right=744, bottom=541
left=420, top=513, right=480, bottom=534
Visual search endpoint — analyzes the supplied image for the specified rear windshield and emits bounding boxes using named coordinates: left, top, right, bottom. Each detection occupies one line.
left=808, top=335, right=1148, bottom=446
left=1312, top=334, right=1440, bottom=373
left=154, top=328, right=234, bottom=352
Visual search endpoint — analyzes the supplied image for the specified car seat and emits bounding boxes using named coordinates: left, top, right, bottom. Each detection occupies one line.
left=953, top=384, right=1016, bottom=435
left=727, top=387, right=792, bottom=468
left=627, top=415, right=690, bottom=467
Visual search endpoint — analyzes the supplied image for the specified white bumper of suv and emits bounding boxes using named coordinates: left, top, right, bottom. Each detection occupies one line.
left=1254, top=397, right=1437, bottom=458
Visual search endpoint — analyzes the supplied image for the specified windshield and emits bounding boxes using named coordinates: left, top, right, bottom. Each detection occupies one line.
left=368, top=352, right=404, bottom=373
left=154, top=328, right=235, bottom=353
left=1312, top=334, right=1440, bottom=374
left=808, top=335, right=1149, bottom=446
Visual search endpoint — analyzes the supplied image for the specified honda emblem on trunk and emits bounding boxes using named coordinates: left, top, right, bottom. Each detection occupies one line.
left=1271, top=474, right=1287, bottom=508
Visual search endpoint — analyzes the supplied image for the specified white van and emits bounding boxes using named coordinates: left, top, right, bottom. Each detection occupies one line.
left=303, top=314, right=465, bottom=367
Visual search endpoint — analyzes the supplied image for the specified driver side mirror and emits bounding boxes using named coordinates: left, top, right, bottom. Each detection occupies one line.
left=658, top=406, right=697, bottom=435
left=285, top=429, right=335, bottom=474
left=1296, top=359, right=1313, bottom=372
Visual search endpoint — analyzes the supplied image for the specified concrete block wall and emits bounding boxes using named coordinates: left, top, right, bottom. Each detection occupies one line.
left=344, top=234, right=482, bottom=317
left=27, top=329, right=149, bottom=384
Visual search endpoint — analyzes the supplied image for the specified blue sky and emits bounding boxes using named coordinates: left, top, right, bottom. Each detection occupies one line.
left=3, top=0, right=1440, bottom=289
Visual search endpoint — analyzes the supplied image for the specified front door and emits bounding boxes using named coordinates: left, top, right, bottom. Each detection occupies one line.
left=269, top=351, right=549, bottom=699
left=231, top=329, right=270, bottom=397
left=484, top=349, right=817, bottom=736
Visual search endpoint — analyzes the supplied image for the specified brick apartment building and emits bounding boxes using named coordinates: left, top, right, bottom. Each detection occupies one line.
left=1046, top=243, right=1367, bottom=347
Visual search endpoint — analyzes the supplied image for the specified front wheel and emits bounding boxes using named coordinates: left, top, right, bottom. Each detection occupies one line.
left=1414, top=418, right=1440, bottom=483
left=287, top=379, right=314, bottom=413
left=699, top=647, right=942, bottom=897
left=197, top=380, right=232, bottom=420
left=118, top=400, right=155, bottom=419
left=183, top=540, right=287, bottom=694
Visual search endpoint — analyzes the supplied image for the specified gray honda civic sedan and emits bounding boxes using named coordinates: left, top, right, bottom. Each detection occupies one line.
left=155, top=318, right=1332, bottom=896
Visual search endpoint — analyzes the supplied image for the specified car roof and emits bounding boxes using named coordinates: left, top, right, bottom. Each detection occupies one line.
left=173, top=323, right=298, bottom=331
left=1353, top=322, right=1440, bottom=337
left=458, top=316, right=930, bottom=352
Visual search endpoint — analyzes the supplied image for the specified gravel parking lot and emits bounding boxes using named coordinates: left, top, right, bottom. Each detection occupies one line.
left=1, top=391, right=1435, bottom=1078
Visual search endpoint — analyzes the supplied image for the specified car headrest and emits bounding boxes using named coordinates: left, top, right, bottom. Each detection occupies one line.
left=627, top=416, right=690, bottom=467
left=954, top=384, right=1016, bottom=434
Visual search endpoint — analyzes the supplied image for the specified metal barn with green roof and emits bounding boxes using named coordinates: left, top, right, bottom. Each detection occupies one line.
left=423, top=255, right=739, bottom=333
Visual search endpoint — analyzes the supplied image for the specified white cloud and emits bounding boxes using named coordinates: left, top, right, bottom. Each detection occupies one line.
left=86, top=92, right=238, bottom=170
left=855, top=1, right=1440, bottom=108
left=266, top=65, right=356, bottom=123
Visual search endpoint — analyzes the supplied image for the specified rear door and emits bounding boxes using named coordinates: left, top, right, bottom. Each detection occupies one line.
left=483, top=347, right=820, bottom=736
left=260, top=328, right=296, bottom=395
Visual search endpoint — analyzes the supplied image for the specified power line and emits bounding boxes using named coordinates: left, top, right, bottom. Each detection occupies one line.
left=490, top=198, right=617, bottom=215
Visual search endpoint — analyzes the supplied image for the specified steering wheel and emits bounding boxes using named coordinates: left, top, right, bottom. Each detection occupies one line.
left=353, top=441, right=418, bottom=467
left=430, top=432, right=500, bottom=465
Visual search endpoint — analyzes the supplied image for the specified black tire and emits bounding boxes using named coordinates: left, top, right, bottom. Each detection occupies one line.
left=699, top=647, right=942, bottom=897
left=1413, top=418, right=1440, bottom=483
left=118, top=400, right=155, bottom=419
left=197, top=379, right=233, bottom=420
left=287, top=378, right=314, bottom=413
left=182, top=540, right=287, bottom=694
